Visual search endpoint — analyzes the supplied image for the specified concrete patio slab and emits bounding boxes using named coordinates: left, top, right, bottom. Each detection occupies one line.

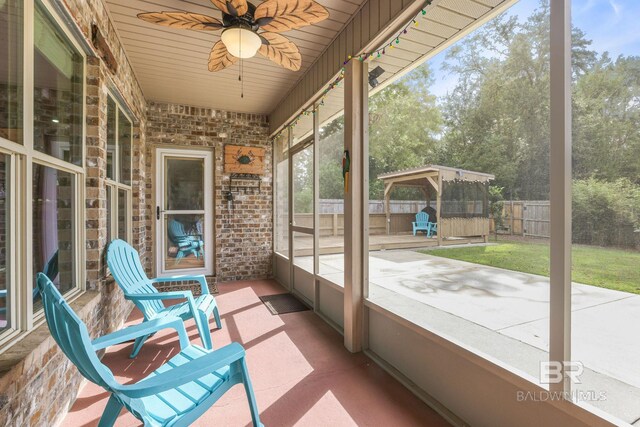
left=294, top=248, right=640, bottom=423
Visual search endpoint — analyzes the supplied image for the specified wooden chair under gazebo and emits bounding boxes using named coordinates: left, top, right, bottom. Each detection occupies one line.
left=378, top=165, right=495, bottom=245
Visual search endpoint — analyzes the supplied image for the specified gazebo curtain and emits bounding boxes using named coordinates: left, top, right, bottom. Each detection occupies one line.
left=441, top=180, right=489, bottom=218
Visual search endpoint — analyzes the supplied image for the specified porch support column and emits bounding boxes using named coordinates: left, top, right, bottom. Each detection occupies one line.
left=384, top=183, right=391, bottom=235
left=344, top=58, right=368, bottom=353
left=549, top=0, right=572, bottom=395
left=313, top=105, right=320, bottom=278
left=436, top=174, right=442, bottom=246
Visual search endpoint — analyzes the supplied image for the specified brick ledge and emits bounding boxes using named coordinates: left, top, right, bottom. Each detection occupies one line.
left=0, top=290, right=101, bottom=394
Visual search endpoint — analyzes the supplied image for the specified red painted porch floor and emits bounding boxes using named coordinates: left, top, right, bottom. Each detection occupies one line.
left=65, top=279, right=450, bottom=426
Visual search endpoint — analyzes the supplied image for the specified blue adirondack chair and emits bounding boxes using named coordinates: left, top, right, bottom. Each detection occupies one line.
left=430, top=221, right=438, bottom=236
left=412, top=212, right=438, bottom=237
left=168, top=219, right=204, bottom=264
left=107, top=240, right=221, bottom=356
left=36, top=273, right=263, bottom=427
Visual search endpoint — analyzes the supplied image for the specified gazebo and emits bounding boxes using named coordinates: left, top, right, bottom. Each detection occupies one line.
left=378, top=165, right=495, bottom=245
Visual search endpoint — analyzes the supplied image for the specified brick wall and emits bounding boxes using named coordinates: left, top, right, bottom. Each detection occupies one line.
left=0, top=0, right=147, bottom=424
left=146, top=102, right=273, bottom=282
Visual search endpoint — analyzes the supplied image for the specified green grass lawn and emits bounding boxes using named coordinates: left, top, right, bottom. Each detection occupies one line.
left=419, top=241, right=640, bottom=295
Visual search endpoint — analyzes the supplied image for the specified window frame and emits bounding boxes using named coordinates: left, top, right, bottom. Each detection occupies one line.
left=0, top=0, right=87, bottom=347
left=104, top=91, right=133, bottom=244
left=0, top=149, right=18, bottom=344
left=273, top=129, right=290, bottom=258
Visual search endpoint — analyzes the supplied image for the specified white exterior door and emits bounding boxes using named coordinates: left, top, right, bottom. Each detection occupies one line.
left=155, top=148, right=214, bottom=276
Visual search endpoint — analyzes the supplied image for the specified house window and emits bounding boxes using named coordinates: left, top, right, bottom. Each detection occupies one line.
left=0, top=0, right=23, bottom=146
left=33, top=1, right=83, bottom=166
left=117, top=188, right=128, bottom=240
left=32, top=164, right=77, bottom=310
left=107, top=97, right=116, bottom=179
left=0, top=154, right=10, bottom=332
left=105, top=93, right=132, bottom=243
left=0, top=0, right=85, bottom=346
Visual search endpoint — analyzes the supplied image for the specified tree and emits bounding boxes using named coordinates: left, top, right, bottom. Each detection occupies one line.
left=318, top=115, right=346, bottom=200
left=489, top=186, right=505, bottom=241
left=434, top=0, right=598, bottom=200
left=573, top=55, right=640, bottom=183
left=316, top=65, right=443, bottom=201
left=368, top=66, right=442, bottom=199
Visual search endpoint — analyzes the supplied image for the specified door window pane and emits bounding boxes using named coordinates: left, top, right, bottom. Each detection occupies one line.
left=165, top=158, right=204, bottom=210
left=33, top=164, right=75, bottom=308
left=118, top=110, right=132, bottom=185
left=0, top=0, right=23, bottom=144
left=165, top=214, right=204, bottom=271
left=117, top=189, right=127, bottom=241
left=0, top=155, right=9, bottom=330
left=106, top=97, right=116, bottom=179
left=293, top=231, right=313, bottom=274
left=33, top=2, right=83, bottom=165
left=318, top=91, right=345, bottom=283
left=274, top=131, right=289, bottom=256
left=292, top=145, right=313, bottom=225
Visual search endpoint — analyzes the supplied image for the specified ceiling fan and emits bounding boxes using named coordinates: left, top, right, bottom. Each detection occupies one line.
left=137, top=0, right=329, bottom=72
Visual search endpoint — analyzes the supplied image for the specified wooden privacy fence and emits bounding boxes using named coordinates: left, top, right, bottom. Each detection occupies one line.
left=490, top=200, right=550, bottom=238
left=319, top=199, right=428, bottom=214
left=295, top=200, right=490, bottom=238
left=293, top=213, right=416, bottom=236
left=319, top=199, right=482, bottom=215
left=293, top=213, right=490, bottom=238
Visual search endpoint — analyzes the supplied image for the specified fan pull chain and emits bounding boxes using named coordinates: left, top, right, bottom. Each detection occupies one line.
left=239, top=30, right=244, bottom=99
left=238, top=60, right=244, bottom=99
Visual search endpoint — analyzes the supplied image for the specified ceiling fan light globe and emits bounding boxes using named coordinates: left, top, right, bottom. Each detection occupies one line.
left=221, top=27, right=261, bottom=59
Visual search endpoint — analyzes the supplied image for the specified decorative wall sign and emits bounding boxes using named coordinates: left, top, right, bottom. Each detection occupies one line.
left=224, top=144, right=265, bottom=174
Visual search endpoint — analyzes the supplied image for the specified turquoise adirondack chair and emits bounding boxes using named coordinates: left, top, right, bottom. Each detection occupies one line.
left=107, top=240, right=221, bottom=356
left=168, top=219, right=203, bottom=264
left=430, top=221, right=438, bottom=236
left=412, top=212, right=436, bottom=237
left=36, top=273, right=263, bottom=427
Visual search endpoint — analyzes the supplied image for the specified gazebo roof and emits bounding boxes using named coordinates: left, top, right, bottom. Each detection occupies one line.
left=378, top=165, right=495, bottom=185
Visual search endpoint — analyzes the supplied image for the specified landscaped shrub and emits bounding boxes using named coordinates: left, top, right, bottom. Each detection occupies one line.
left=572, top=178, right=640, bottom=248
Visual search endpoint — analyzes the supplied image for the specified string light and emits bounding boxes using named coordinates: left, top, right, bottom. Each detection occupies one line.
left=274, top=0, right=433, bottom=140
left=352, top=0, right=432, bottom=62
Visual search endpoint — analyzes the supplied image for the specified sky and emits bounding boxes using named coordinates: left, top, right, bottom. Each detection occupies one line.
left=421, top=0, right=640, bottom=99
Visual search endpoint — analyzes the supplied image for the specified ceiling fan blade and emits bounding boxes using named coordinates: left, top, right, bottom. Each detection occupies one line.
left=254, top=0, right=329, bottom=33
left=210, top=0, right=248, bottom=16
left=137, top=12, right=223, bottom=31
left=258, top=32, right=301, bottom=71
left=208, top=41, right=239, bottom=72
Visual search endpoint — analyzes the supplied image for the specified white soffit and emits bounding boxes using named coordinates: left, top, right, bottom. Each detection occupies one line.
left=103, top=0, right=368, bottom=114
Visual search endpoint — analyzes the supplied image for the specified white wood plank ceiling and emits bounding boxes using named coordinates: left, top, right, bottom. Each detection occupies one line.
left=104, top=0, right=368, bottom=114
